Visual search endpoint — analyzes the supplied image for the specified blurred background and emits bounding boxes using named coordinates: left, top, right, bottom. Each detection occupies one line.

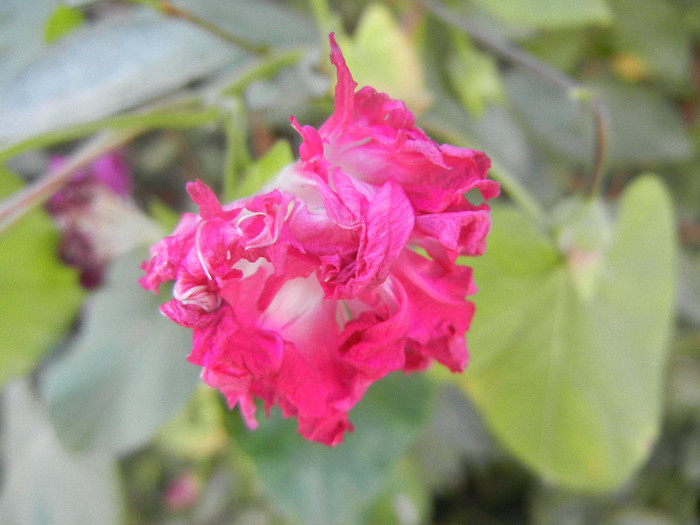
left=0, top=1, right=699, bottom=524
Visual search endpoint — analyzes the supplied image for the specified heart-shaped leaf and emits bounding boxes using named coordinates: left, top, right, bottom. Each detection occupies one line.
left=0, top=380, right=122, bottom=525
left=461, top=175, right=675, bottom=490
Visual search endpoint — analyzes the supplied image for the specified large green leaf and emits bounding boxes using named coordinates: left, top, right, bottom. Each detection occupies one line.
left=233, top=373, right=434, bottom=525
left=0, top=380, right=122, bottom=525
left=43, top=4, right=86, bottom=44
left=0, top=0, right=314, bottom=144
left=41, top=250, right=201, bottom=456
left=0, top=168, right=85, bottom=386
left=0, top=0, right=59, bottom=86
left=0, top=7, right=237, bottom=144
left=469, top=0, right=612, bottom=28
left=461, top=175, right=675, bottom=490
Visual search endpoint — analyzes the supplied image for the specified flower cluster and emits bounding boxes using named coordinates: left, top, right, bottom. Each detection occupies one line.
left=140, top=35, right=499, bottom=445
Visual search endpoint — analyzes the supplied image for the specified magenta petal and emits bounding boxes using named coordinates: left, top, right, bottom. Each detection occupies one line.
left=342, top=180, right=413, bottom=296
left=187, top=179, right=226, bottom=219
left=327, top=33, right=358, bottom=129
left=414, top=208, right=492, bottom=263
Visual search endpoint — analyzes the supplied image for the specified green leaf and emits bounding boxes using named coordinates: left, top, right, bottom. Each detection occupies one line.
left=469, top=0, right=612, bottom=28
left=0, top=7, right=237, bottom=144
left=0, top=168, right=85, bottom=386
left=446, top=32, right=504, bottom=117
left=0, top=0, right=314, bottom=144
left=41, top=250, right=201, bottom=455
left=156, top=386, right=228, bottom=459
left=0, top=0, right=56, bottom=86
left=365, top=458, right=431, bottom=525
left=233, top=373, right=434, bottom=525
left=338, top=4, right=431, bottom=114
left=44, top=4, right=86, bottom=44
left=461, top=175, right=675, bottom=490
left=0, top=380, right=122, bottom=525
left=232, top=139, right=293, bottom=200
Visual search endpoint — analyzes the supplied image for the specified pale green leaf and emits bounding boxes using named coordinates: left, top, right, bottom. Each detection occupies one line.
left=0, top=0, right=314, bottom=144
left=233, top=139, right=293, bottom=200
left=44, top=4, right=85, bottom=44
left=0, top=168, right=85, bottom=386
left=446, top=34, right=504, bottom=117
left=365, top=458, right=431, bottom=525
left=0, top=380, right=122, bottom=525
left=461, top=175, right=675, bottom=490
left=0, top=0, right=57, bottom=87
left=338, top=4, right=431, bottom=114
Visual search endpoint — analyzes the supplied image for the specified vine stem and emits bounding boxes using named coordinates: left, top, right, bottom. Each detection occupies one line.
left=134, top=0, right=269, bottom=55
left=419, top=0, right=608, bottom=197
left=0, top=42, right=307, bottom=234
left=0, top=130, right=138, bottom=234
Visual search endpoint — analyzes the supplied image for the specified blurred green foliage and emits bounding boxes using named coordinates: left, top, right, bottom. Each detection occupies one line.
left=0, top=0, right=698, bottom=524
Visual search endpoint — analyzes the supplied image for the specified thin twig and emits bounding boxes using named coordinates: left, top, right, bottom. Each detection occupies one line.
left=154, top=1, right=269, bottom=55
left=419, top=0, right=608, bottom=197
left=0, top=130, right=139, bottom=234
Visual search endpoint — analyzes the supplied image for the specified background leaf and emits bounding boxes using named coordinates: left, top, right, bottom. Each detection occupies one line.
left=43, top=4, right=85, bottom=44
left=0, top=380, right=122, bottom=525
left=598, top=82, right=693, bottom=165
left=339, top=4, right=431, bottom=114
left=0, top=168, right=85, bottom=387
left=41, top=250, right=201, bottom=456
left=233, top=138, right=294, bottom=199
left=0, top=0, right=59, bottom=86
left=0, top=0, right=315, bottom=144
left=461, top=176, right=676, bottom=490
left=233, top=373, right=434, bottom=525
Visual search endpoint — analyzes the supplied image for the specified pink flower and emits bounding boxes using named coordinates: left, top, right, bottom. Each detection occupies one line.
left=164, top=471, right=200, bottom=511
left=140, top=34, right=499, bottom=445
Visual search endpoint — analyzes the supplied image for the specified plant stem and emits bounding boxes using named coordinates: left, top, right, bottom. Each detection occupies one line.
left=0, top=131, right=138, bottom=235
left=134, top=0, right=269, bottom=55
left=222, top=99, right=252, bottom=203
left=419, top=0, right=608, bottom=198
left=0, top=103, right=218, bottom=165
left=219, top=48, right=306, bottom=98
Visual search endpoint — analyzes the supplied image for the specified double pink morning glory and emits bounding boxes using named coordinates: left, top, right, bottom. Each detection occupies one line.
left=140, top=34, right=499, bottom=445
